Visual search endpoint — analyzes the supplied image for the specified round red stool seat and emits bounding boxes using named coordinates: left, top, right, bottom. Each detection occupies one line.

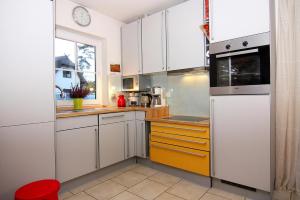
left=15, top=179, right=60, bottom=200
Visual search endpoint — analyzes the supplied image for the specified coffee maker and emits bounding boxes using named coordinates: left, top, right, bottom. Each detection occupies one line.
left=151, top=86, right=163, bottom=107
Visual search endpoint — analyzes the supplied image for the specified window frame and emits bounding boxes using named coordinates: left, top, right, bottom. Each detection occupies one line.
left=55, top=29, right=102, bottom=106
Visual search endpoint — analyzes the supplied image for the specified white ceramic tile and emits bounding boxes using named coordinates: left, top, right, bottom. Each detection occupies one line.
left=208, top=188, right=244, bottom=200
left=167, top=180, right=209, bottom=200
left=85, top=180, right=127, bottom=200
left=112, top=171, right=147, bottom=187
left=155, top=192, right=185, bottom=200
left=200, top=193, right=228, bottom=200
left=64, top=192, right=95, bottom=200
left=132, top=165, right=158, bottom=177
left=70, top=180, right=100, bottom=194
left=148, top=172, right=181, bottom=187
left=111, top=191, right=144, bottom=200
left=59, top=191, right=73, bottom=200
left=128, top=179, right=168, bottom=200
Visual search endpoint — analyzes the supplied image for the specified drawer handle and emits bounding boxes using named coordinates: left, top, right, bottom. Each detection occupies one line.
left=152, top=134, right=207, bottom=145
left=102, top=114, right=125, bottom=119
left=152, top=124, right=207, bottom=132
left=151, top=144, right=207, bottom=158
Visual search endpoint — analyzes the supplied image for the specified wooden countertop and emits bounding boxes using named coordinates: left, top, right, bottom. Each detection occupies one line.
left=146, top=117, right=210, bottom=127
left=56, top=105, right=169, bottom=119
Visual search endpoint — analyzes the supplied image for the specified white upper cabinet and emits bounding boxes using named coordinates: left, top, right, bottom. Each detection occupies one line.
left=0, top=0, right=55, bottom=127
left=209, top=0, right=270, bottom=43
left=142, top=11, right=167, bottom=74
left=166, top=0, right=205, bottom=71
left=121, top=19, right=142, bottom=76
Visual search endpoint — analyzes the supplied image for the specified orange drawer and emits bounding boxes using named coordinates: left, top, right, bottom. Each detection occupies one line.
left=150, top=141, right=210, bottom=176
left=151, top=131, right=209, bottom=151
left=151, top=122, right=209, bottom=139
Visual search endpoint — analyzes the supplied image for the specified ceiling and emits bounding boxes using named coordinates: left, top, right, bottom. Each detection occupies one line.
left=71, top=0, right=186, bottom=23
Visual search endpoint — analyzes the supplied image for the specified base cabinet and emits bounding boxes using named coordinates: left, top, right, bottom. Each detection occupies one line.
left=99, top=122, right=125, bottom=168
left=56, top=126, right=98, bottom=182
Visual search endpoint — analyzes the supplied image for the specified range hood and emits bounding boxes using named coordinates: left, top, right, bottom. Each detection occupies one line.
left=167, top=67, right=209, bottom=76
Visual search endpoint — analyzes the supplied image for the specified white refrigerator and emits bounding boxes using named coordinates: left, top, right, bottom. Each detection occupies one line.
left=0, top=0, right=55, bottom=199
left=210, top=95, right=271, bottom=192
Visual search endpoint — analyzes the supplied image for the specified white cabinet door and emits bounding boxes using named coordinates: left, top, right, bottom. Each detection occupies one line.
left=122, top=19, right=142, bottom=76
left=209, top=0, right=270, bottom=43
left=56, top=126, right=98, bottom=183
left=99, top=122, right=125, bottom=168
left=125, top=120, right=136, bottom=159
left=0, top=122, right=55, bottom=200
left=142, top=11, right=167, bottom=74
left=210, top=95, right=270, bottom=191
left=166, top=0, right=205, bottom=71
left=0, top=0, right=54, bottom=127
left=136, top=120, right=146, bottom=158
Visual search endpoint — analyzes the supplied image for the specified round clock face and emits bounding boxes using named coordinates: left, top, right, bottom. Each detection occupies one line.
left=72, top=6, right=91, bottom=27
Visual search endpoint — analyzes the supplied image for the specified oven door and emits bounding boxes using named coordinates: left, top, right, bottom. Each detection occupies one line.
left=210, top=46, right=270, bottom=95
left=122, top=76, right=138, bottom=91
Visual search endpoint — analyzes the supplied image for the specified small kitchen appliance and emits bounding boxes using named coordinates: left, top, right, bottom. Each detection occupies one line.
left=140, top=93, right=152, bottom=107
left=151, top=86, right=163, bottom=107
left=117, top=95, right=126, bottom=107
left=127, top=92, right=140, bottom=106
left=122, top=75, right=151, bottom=92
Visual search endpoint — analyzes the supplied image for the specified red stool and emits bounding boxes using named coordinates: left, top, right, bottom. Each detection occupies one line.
left=15, top=179, right=60, bottom=200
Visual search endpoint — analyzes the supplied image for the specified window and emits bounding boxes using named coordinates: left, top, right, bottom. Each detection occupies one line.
left=55, top=38, right=96, bottom=100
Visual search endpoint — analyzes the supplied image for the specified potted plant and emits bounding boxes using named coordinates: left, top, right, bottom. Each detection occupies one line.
left=70, top=84, right=90, bottom=110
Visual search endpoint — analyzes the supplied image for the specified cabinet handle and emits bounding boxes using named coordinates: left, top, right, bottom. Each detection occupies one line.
left=152, top=124, right=207, bottom=132
left=102, top=114, right=125, bottom=120
left=152, top=134, right=207, bottom=145
left=95, top=128, right=99, bottom=169
left=161, top=11, right=165, bottom=69
left=166, top=10, right=170, bottom=70
left=210, top=98, right=215, bottom=176
left=126, top=123, right=130, bottom=158
left=151, top=143, right=207, bottom=158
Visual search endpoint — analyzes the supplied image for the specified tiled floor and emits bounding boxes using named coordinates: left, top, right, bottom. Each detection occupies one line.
left=59, top=164, right=246, bottom=200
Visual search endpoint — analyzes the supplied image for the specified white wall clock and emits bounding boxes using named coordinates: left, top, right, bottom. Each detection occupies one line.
left=72, top=6, right=91, bottom=27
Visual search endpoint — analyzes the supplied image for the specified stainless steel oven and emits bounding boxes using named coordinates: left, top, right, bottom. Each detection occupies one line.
left=122, top=75, right=151, bottom=92
left=209, top=33, right=270, bottom=95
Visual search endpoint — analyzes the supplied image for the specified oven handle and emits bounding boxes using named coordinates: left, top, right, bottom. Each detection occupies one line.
left=216, top=49, right=258, bottom=58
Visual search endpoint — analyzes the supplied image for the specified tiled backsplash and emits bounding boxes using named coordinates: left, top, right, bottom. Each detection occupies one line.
left=149, top=71, right=210, bottom=117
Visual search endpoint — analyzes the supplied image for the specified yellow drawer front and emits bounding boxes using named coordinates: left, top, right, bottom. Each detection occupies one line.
left=151, top=131, right=210, bottom=151
left=151, top=122, right=209, bottom=139
left=150, top=141, right=210, bottom=176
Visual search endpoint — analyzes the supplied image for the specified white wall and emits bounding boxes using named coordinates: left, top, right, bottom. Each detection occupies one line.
left=56, top=0, right=123, bottom=104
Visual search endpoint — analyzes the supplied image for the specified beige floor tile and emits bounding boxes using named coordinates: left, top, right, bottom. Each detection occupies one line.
left=148, top=172, right=181, bottom=187
left=112, top=171, right=147, bottom=187
left=132, top=165, right=158, bottom=177
left=96, top=169, right=125, bottom=183
left=167, top=180, right=209, bottom=200
left=70, top=180, right=100, bottom=194
left=155, top=192, right=185, bottom=200
left=64, top=192, right=95, bottom=200
left=111, top=191, right=144, bottom=200
left=119, top=164, right=139, bottom=172
left=200, top=193, right=228, bottom=200
left=128, top=179, right=168, bottom=200
left=207, top=188, right=244, bottom=200
left=85, top=180, right=127, bottom=200
left=59, top=191, right=73, bottom=200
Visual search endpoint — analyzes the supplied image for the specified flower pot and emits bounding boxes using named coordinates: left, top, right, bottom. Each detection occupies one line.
left=73, top=98, right=83, bottom=110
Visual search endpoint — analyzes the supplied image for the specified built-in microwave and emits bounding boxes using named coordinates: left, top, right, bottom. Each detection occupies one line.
left=209, top=33, right=270, bottom=95
left=122, top=75, right=151, bottom=92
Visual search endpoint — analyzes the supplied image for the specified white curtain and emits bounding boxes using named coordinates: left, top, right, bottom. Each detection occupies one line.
left=275, top=0, right=300, bottom=199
